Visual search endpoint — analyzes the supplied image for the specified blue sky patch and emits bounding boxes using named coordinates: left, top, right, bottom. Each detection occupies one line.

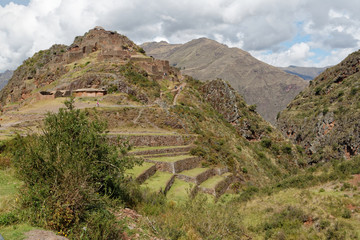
left=0, top=0, right=30, bottom=7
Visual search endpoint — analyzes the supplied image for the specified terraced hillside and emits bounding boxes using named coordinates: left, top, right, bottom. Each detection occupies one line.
left=277, top=50, right=360, bottom=163
left=0, top=27, right=304, bottom=196
left=125, top=134, right=234, bottom=200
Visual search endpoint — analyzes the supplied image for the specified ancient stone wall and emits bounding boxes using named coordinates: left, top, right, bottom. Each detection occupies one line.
left=36, top=92, right=54, bottom=101
left=143, top=159, right=173, bottom=173
left=74, top=91, right=105, bottom=97
left=215, top=174, right=234, bottom=197
left=136, top=165, right=157, bottom=184
left=109, top=135, right=194, bottom=147
left=196, top=169, right=216, bottom=185
left=129, top=145, right=192, bottom=156
left=164, top=175, right=176, bottom=194
left=173, top=157, right=200, bottom=173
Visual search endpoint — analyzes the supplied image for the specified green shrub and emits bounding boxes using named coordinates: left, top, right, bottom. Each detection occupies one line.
left=318, top=219, right=330, bottom=229
left=282, top=144, right=292, bottom=154
left=0, top=212, right=18, bottom=226
left=261, top=138, right=272, bottom=148
left=249, top=104, right=257, bottom=112
left=262, top=206, right=307, bottom=236
left=12, top=99, right=139, bottom=235
left=342, top=208, right=351, bottom=219
left=350, top=87, right=358, bottom=96
left=138, top=47, right=146, bottom=54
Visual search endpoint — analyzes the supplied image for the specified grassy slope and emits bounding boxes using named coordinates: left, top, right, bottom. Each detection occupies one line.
left=141, top=171, right=173, bottom=192
left=126, top=162, right=155, bottom=178
left=166, top=179, right=194, bottom=202
left=148, top=155, right=193, bottom=163
left=0, top=169, right=38, bottom=240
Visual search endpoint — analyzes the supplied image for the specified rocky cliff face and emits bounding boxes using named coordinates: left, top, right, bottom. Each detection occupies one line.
left=201, top=79, right=274, bottom=140
left=142, top=39, right=308, bottom=124
left=277, top=50, right=360, bottom=162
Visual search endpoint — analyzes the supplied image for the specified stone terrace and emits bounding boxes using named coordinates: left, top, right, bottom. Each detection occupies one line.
left=122, top=132, right=234, bottom=200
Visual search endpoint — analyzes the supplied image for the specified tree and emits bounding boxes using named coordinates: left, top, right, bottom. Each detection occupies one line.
left=13, top=98, right=139, bottom=236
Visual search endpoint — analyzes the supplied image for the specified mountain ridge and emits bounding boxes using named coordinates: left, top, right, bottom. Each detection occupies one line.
left=279, top=65, right=328, bottom=80
left=141, top=39, right=308, bottom=124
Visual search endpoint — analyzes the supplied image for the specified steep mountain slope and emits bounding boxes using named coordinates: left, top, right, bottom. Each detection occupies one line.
left=0, top=70, right=13, bottom=90
left=279, top=65, right=327, bottom=80
left=0, top=27, right=302, bottom=188
left=277, top=50, right=360, bottom=163
left=142, top=39, right=308, bottom=124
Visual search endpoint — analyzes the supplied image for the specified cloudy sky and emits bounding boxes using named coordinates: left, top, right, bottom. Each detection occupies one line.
left=0, top=0, right=359, bottom=72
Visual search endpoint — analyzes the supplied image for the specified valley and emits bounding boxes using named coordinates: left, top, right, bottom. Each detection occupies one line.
left=0, top=27, right=359, bottom=239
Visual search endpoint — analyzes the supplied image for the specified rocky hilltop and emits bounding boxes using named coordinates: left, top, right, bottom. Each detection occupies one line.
left=277, top=50, right=360, bottom=162
left=0, top=27, right=302, bottom=190
left=142, top=39, right=308, bottom=124
left=0, top=27, right=178, bottom=106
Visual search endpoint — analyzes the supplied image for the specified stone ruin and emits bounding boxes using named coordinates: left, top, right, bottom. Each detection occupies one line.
left=36, top=90, right=72, bottom=100
left=36, top=88, right=106, bottom=100
left=73, top=88, right=107, bottom=97
left=65, top=27, right=139, bottom=63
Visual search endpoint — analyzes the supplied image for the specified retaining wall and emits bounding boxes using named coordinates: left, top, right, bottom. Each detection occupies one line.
left=136, top=165, right=157, bottom=184
left=108, top=134, right=194, bottom=147
left=129, top=145, right=193, bottom=156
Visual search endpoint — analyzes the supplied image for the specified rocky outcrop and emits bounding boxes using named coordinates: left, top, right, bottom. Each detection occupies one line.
left=201, top=79, right=272, bottom=140
left=277, top=50, right=360, bottom=162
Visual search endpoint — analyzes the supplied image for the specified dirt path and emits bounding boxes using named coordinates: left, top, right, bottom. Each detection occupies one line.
left=24, top=230, right=68, bottom=240
left=172, top=83, right=187, bottom=105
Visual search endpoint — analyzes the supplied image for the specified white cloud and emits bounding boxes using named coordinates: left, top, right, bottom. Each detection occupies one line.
left=251, top=42, right=315, bottom=67
left=1, top=0, right=360, bottom=72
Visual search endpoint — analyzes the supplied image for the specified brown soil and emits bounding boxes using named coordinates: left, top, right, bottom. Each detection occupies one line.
left=349, top=174, right=360, bottom=186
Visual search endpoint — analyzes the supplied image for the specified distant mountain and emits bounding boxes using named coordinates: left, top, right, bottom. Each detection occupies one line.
left=277, top=50, right=360, bottom=162
left=0, top=70, right=13, bottom=90
left=279, top=66, right=327, bottom=80
left=142, top=39, right=308, bottom=124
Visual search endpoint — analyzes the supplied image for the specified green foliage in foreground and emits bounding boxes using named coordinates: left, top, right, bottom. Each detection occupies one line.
left=11, top=99, right=140, bottom=238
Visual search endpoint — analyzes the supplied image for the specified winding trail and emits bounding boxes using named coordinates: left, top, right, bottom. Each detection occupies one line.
left=172, top=83, right=187, bottom=105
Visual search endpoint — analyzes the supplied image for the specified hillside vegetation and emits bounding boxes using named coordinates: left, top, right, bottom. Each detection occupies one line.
left=277, top=50, right=360, bottom=163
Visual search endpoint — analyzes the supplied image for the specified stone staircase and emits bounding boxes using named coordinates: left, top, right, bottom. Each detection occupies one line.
left=123, top=132, right=234, bottom=200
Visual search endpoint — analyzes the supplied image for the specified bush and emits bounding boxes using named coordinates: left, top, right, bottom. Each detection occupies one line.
left=0, top=212, right=18, bottom=226
left=282, top=144, right=292, bottom=155
left=249, top=104, right=257, bottom=112
left=12, top=99, right=139, bottom=236
left=261, top=138, right=272, bottom=148
left=342, top=208, right=351, bottom=219
left=138, top=47, right=146, bottom=54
